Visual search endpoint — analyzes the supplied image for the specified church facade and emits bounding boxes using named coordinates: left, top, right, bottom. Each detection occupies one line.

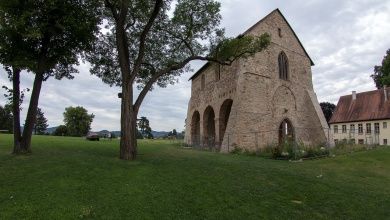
left=184, top=9, right=329, bottom=152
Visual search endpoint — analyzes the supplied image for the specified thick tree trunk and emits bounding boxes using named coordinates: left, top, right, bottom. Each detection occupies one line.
left=120, top=81, right=137, bottom=160
left=20, top=73, right=44, bottom=153
left=11, top=67, right=22, bottom=154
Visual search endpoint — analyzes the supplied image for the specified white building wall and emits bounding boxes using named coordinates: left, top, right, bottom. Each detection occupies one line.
left=330, top=119, right=390, bottom=145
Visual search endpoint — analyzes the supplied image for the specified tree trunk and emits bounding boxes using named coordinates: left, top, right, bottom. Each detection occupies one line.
left=20, top=73, right=44, bottom=153
left=120, top=81, right=137, bottom=160
left=11, top=67, right=22, bottom=154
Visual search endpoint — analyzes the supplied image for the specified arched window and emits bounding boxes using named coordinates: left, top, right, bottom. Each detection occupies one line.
left=278, top=52, right=289, bottom=80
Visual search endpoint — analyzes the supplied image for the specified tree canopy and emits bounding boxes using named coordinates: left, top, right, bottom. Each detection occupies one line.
left=320, top=102, right=336, bottom=123
left=371, top=49, right=390, bottom=89
left=63, top=106, right=95, bottom=137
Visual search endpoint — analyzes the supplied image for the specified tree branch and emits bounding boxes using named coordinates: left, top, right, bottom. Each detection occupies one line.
left=130, top=0, right=163, bottom=82
left=133, top=55, right=231, bottom=114
left=104, top=0, right=119, bottom=21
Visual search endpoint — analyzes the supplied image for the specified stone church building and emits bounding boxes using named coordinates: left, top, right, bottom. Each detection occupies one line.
left=184, top=9, right=329, bottom=152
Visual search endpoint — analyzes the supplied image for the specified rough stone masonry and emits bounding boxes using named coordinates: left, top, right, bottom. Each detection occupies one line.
left=184, top=9, right=329, bottom=152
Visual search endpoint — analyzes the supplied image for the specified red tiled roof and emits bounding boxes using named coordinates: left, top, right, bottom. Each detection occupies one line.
left=329, top=88, right=390, bottom=124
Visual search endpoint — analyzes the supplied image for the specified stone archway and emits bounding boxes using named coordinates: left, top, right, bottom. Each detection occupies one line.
left=191, top=111, right=200, bottom=146
left=219, top=99, right=233, bottom=144
left=203, top=106, right=215, bottom=147
left=279, top=119, right=294, bottom=145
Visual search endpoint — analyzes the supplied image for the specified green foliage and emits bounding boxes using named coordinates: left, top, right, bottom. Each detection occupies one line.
left=2, top=85, right=30, bottom=110
left=371, top=49, right=390, bottom=88
left=63, top=106, right=94, bottom=137
left=0, top=0, right=101, bottom=76
left=320, top=102, right=336, bottom=123
left=34, top=108, right=48, bottom=135
left=137, top=116, right=153, bottom=139
left=0, top=105, right=13, bottom=133
left=52, top=125, right=68, bottom=136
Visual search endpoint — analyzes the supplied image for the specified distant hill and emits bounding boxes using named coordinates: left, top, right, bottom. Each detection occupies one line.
left=151, top=131, right=169, bottom=138
left=45, top=126, right=58, bottom=134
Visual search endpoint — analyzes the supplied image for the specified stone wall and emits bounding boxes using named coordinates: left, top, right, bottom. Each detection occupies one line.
left=185, top=9, right=328, bottom=152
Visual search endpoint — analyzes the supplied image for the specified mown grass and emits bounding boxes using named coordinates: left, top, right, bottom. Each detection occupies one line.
left=0, top=134, right=389, bottom=219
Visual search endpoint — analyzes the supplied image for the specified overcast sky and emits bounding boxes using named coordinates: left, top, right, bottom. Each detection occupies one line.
left=1, top=0, right=390, bottom=132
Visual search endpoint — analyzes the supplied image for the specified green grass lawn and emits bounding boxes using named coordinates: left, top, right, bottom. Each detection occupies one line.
left=0, top=134, right=389, bottom=219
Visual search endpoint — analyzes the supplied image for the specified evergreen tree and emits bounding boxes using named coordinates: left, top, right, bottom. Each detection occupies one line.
left=34, top=108, right=48, bottom=135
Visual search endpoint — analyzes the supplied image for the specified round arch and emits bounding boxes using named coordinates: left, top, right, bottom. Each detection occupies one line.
left=278, top=118, right=294, bottom=145
left=219, top=99, right=233, bottom=144
left=203, top=106, right=216, bottom=147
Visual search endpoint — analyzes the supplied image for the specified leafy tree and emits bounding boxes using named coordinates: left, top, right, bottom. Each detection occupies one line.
left=34, top=108, right=48, bottom=135
left=138, top=116, right=153, bottom=138
left=0, top=105, right=13, bottom=133
left=63, top=106, right=95, bottom=137
left=320, top=102, right=336, bottom=123
left=371, top=49, right=390, bottom=89
left=87, top=0, right=270, bottom=160
left=0, top=0, right=101, bottom=154
left=53, top=125, right=68, bottom=136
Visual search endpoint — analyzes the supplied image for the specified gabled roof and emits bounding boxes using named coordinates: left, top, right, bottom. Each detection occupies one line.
left=189, top=8, right=314, bottom=81
left=329, top=89, right=390, bottom=124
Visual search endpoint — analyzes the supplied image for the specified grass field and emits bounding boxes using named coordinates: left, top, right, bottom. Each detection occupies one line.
left=0, top=134, right=389, bottom=219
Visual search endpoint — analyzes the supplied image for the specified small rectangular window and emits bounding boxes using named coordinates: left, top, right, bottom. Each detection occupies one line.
left=384, top=139, right=388, bottom=145
left=350, top=124, right=355, bottom=133
left=342, top=125, right=347, bottom=133
left=358, top=124, right=363, bottom=134
left=334, top=125, right=338, bottom=134
left=383, top=122, right=387, bottom=129
left=374, top=123, right=380, bottom=134
left=358, top=139, right=364, bottom=145
left=366, top=123, right=371, bottom=134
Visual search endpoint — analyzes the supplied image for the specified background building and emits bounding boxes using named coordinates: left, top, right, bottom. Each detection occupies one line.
left=329, top=88, right=390, bottom=145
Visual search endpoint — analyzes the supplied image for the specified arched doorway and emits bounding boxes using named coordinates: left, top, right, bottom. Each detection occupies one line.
left=191, top=111, right=200, bottom=146
left=279, top=119, right=294, bottom=145
left=219, top=99, right=233, bottom=144
left=203, top=106, right=215, bottom=147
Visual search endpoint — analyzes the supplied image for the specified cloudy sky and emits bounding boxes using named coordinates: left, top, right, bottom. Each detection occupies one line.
left=1, top=0, right=390, bottom=132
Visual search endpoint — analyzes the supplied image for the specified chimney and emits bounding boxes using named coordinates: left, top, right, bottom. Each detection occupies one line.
left=352, top=91, right=356, bottom=100
left=384, top=85, right=388, bottom=102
